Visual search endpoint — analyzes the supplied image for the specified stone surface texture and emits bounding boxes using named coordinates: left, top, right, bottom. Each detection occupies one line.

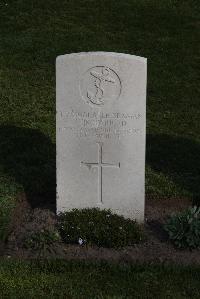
left=56, top=52, right=147, bottom=222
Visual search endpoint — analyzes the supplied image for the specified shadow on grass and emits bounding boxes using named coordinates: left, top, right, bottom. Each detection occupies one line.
left=147, top=134, right=200, bottom=205
left=0, top=128, right=199, bottom=210
left=0, top=126, right=56, bottom=210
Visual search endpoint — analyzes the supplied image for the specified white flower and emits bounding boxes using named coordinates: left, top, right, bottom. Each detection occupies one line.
left=78, top=238, right=84, bottom=245
left=106, top=214, right=111, bottom=217
left=119, top=226, right=123, bottom=230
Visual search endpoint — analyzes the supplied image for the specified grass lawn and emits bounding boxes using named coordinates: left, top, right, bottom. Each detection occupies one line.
left=0, top=260, right=199, bottom=298
left=0, top=1, right=199, bottom=234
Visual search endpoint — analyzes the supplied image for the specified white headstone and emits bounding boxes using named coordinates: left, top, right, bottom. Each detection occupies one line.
left=56, top=52, right=147, bottom=222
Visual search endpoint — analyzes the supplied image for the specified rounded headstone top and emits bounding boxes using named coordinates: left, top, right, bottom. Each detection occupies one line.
left=56, top=52, right=147, bottom=64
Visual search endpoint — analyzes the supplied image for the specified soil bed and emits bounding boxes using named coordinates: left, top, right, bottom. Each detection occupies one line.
left=2, top=194, right=200, bottom=265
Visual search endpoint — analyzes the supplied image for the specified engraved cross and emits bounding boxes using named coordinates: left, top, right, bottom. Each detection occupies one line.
left=81, top=143, right=120, bottom=204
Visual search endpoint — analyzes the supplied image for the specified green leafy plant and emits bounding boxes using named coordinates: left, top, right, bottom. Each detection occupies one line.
left=58, top=208, right=144, bottom=248
left=164, top=206, right=200, bottom=249
left=24, top=229, right=61, bottom=252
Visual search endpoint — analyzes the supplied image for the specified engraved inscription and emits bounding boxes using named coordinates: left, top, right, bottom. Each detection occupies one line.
left=80, top=66, right=121, bottom=107
left=81, top=143, right=120, bottom=204
left=58, top=109, right=143, bottom=140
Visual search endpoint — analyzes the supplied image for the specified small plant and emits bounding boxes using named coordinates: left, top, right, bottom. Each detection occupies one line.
left=164, top=206, right=200, bottom=249
left=58, top=208, right=144, bottom=248
left=24, top=229, right=61, bottom=252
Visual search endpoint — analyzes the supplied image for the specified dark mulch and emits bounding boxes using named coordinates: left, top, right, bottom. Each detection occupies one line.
left=2, top=193, right=200, bottom=265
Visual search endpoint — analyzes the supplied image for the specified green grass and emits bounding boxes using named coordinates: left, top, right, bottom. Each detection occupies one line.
left=0, top=1, right=199, bottom=235
left=0, top=195, right=15, bottom=241
left=0, top=260, right=199, bottom=298
left=0, top=175, right=20, bottom=241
